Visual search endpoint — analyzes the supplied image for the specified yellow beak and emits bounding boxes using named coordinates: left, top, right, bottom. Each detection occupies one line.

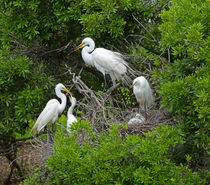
left=74, top=43, right=84, bottom=51
left=64, top=88, right=72, bottom=98
left=130, top=81, right=136, bottom=89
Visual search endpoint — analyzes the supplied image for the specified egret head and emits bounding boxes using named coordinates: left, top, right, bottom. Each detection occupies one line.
left=131, top=76, right=147, bottom=88
left=69, top=96, right=76, bottom=104
left=74, top=37, right=94, bottom=51
left=131, top=81, right=137, bottom=89
left=56, top=83, right=71, bottom=95
left=135, top=113, right=145, bottom=120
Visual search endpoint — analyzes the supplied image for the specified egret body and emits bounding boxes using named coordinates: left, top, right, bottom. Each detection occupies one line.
left=67, top=96, right=78, bottom=133
left=74, top=37, right=129, bottom=87
left=131, top=76, right=153, bottom=119
left=32, top=83, right=71, bottom=142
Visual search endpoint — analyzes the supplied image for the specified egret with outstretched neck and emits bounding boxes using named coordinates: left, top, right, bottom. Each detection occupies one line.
left=31, top=83, right=71, bottom=142
left=67, top=94, right=78, bottom=133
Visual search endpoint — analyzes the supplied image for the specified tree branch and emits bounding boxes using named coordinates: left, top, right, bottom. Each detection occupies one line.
left=0, top=10, right=7, bottom=16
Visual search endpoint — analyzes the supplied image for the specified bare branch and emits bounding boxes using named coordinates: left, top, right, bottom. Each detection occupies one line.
left=0, top=10, right=7, bottom=16
left=132, top=14, right=157, bottom=42
left=39, top=41, right=73, bottom=56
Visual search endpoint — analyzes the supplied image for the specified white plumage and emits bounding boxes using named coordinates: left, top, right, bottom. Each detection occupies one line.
left=74, top=37, right=128, bottom=86
left=32, top=83, right=71, bottom=135
left=67, top=96, right=77, bottom=133
left=132, top=76, right=153, bottom=120
left=132, top=76, right=153, bottom=109
left=128, top=113, right=145, bottom=125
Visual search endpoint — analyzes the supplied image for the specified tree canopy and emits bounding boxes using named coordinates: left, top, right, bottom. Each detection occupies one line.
left=0, top=0, right=209, bottom=184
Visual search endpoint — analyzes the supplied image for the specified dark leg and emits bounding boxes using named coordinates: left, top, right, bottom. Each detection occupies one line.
left=144, top=103, right=147, bottom=120
left=103, top=75, right=107, bottom=92
left=47, top=122, right=54, bottom=144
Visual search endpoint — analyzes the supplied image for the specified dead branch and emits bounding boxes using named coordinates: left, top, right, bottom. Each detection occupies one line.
left=65, top=68, right=174, bottom=134
left=39, top=41, right=73, bottom=57
left=132, top=14, right=157, bottom=42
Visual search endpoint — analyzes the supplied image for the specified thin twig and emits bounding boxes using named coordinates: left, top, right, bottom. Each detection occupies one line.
left=0, top=10, right=7, bottom=16
left=132, top=14, right=157, bottom=42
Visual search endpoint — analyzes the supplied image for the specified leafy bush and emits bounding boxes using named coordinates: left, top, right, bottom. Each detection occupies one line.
left=160, top=0, right=208, bottom=61
left=21, top=122, right=206, bottom=184
left=154, top=0, right=209, bottom=166
left=155, top=65, right=209, bottom=165
left=0, top=0, right=169, bottom=47
left=0, top=52, right=54, bottom=137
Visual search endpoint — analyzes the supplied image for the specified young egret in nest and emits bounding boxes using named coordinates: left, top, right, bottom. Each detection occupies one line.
left=67, top=94, right=77, bottom=133
left=128, top=113, right=145, bottom=125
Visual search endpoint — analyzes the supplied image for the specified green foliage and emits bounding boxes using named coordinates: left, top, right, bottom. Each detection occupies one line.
left=115, top=87, right=133, bottom=107
left=0, top=0, right=80, bottom=48
left=160, top=0, right=209, bottom=61
left=0, top=51, right=54, bottom=138
left=0, top=0, right=169, bottom=48
left=22, top=123, right=206, bottom=184
left=155, top=0, right=209, bottom=166
left=156, top=66, right=209, bottom=162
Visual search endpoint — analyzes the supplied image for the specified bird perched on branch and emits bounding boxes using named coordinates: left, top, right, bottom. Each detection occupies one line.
left=74, top=37, right=131, bottom=88
left=67, top=94, right=78, bottom=133
left=131, top=76, right=153, bottom=120
left=31, top=83, right=71, bottom=142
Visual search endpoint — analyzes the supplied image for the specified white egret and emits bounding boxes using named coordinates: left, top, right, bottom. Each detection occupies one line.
left=31, top=83, right=71, bottom=142
left=67, top=95, right=77, bottom=133
left=131, top=76, right=153, bottom=120
left=74, top=37, right=130, bottom=88
left=128, top=113, right=145, bottom=125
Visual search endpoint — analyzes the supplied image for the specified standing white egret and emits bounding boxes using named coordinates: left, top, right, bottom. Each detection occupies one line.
left=128, top=113, right=145, bottom=125
left=131, top=76, right=153, bottom=120
left=67, top=95, right=78, bottom=133
left=74, top=37, right=130, bottom=88
left=31, top=83, right=71, bottom=142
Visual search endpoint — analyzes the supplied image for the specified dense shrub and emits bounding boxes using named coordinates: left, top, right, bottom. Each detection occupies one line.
left=154, top=0, right=209, bottom=166
left=21, top=122, right=206, bottom=184
left=0, top=0, right=168, bottom=48
left=160, top=0, right=208, bottom=62
left=0, top=51, right=54, bottom=145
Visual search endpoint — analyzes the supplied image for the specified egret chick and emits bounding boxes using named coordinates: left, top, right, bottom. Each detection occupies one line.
left=74, top=37, right=129, bottom=88
left=67, top=95, right=77, bottom=133
left=128, top=113, right=145, bottom=125
left=31, top=83, right=71, bottom=142
left=131, top=76, right=153, bottom=120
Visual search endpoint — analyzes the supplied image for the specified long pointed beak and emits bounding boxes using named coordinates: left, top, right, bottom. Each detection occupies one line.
left=130, top=82, right=136, bottom=89
left=68, top=95, right=72, bottom=100
left=64, top=88, right=72, bottom=98
left=74, top=43, right=84, bottom=52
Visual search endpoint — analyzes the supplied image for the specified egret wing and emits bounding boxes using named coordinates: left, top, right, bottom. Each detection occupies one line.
left=32, top=99, right=59, bottom=132
left=92, top=48, right=127, bottom=75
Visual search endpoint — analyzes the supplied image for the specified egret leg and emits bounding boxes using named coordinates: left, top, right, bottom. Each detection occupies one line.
left=144, top=103, right=147, bottom=121
left=47, top=122, right=54, bottom=144
left=103, top=75, right=107, bottom=92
